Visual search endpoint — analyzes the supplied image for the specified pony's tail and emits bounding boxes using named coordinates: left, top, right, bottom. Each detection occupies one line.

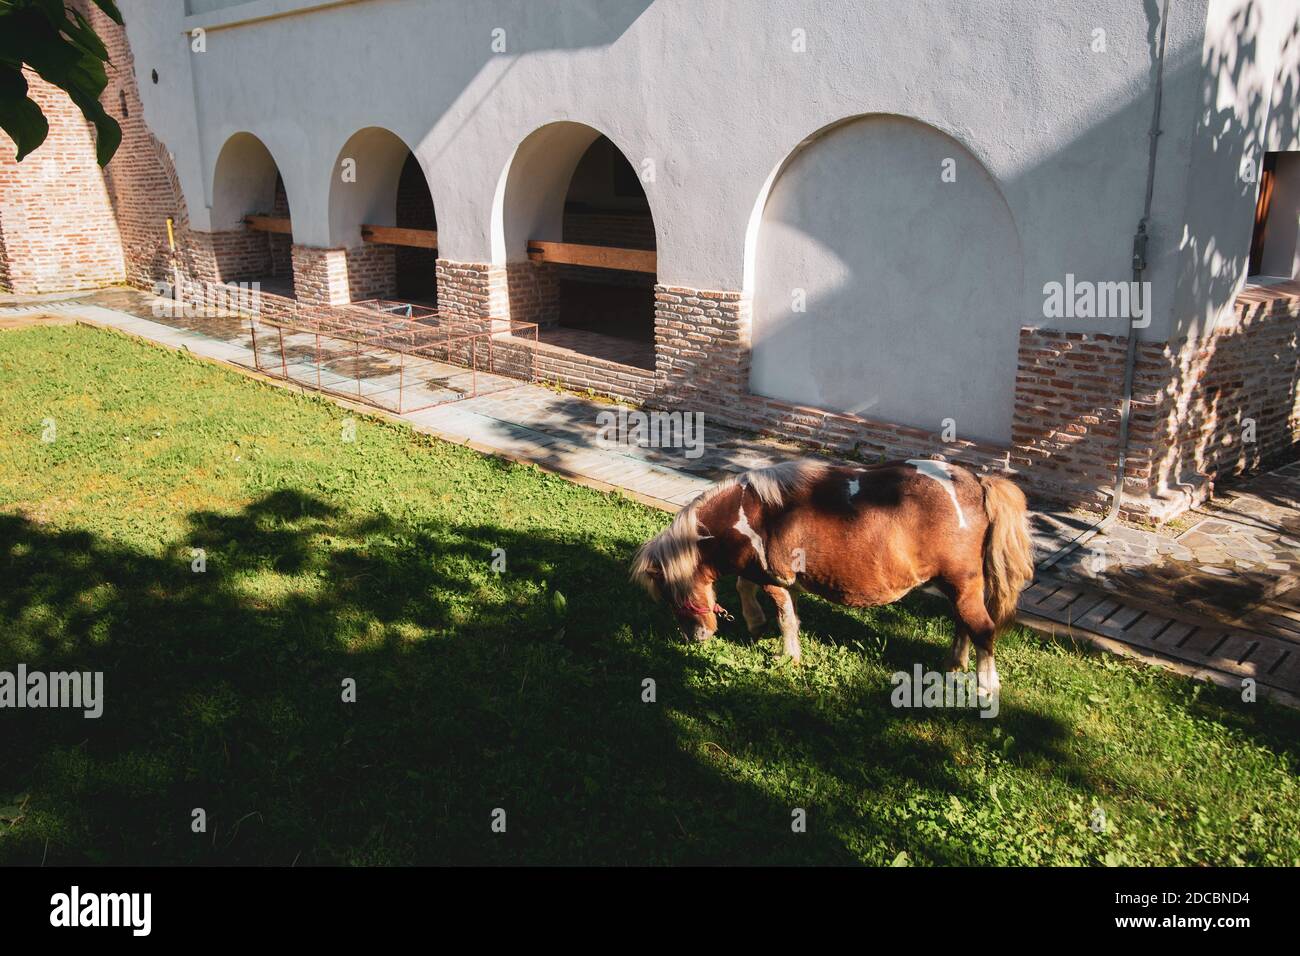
left=978, top=474, right=1035, bottom=632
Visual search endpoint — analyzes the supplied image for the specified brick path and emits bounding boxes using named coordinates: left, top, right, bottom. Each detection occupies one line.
left=4, top=287, right=1299, bottom=704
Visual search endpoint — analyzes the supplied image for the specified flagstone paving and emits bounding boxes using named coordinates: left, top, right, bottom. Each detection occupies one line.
left=1041, top=461, right=1300, bottom=638
left=1023, top=459, right=1300, bottom=701
left=4, top=287, right=1300, bottom=701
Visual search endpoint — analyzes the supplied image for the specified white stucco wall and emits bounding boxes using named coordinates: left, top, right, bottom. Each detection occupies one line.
left=209, top=132, right=279, bottom=228
left=1170, top=0, right=1300, bottom=339
left=326, top=126, right=416, bottom=245
left=750, top=115, right=1022, bottom=442
left=117, top=0, right=1300, bottom=348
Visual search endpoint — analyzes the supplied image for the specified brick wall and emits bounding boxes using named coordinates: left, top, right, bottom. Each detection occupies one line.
left=188, top=230, right=274, bottom=285
left=0, top=69, right=125, bottom=292
left=561, top=211, right=656, bottom=290
left=0, top=2, right=231, bottom=296
left=1151, top=285, right=1300, bottom=501
left=436, top=256, right=656, bottom=400
left=268, top=176, right=292, bottom=279
left=0, top=222, right=10, bottom=290
left=652, top=284, right=1011, bottom=474
left=654, top=286, right=749, bottom=410
left=0, top=1, right=214, bottom=295
left=562, top=211, right=655, bottom=250
left=531, top=341, right=657, bottom=403
left=1001, top=290, right=1300, bottom=520
left=506, top=260, right=560, bottom=327
left=344, top=243, right=396, bottom=302
left=84, top=0, right=199, bottom=290
left=1010, top=329, right=1134, bottom=511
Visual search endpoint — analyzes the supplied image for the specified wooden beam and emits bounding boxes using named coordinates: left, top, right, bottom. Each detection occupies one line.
left=244, top=215, right=292, bottom=235
left=361, top=224, right=439, bottom=249
left=526, top=240, right=656, bottom=274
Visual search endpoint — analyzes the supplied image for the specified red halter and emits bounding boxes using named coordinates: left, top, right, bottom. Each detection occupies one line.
left=678, top=600, right=734, bottom=622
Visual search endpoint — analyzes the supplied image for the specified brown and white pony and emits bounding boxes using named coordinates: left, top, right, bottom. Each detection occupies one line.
left=631, top=459, right=1035, bottom=697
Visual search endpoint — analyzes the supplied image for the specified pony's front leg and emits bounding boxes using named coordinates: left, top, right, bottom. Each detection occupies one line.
left=762, top=584, right=801, bottom=663
left=736, top=577, right=767, bottom=636
left=952, top=582, right=999, bottom=701
left=937, top=579, right=972, bottom=672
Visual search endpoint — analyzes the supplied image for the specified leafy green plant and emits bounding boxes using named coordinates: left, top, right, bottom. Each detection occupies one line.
left=0, top=0, right=123, bottom=164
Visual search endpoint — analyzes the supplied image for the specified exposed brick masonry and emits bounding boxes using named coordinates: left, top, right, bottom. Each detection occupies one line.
left=0, top=70, right=125, bottom=292
left=1153, top=287, right=1300, bottom=499
left=268, top=175, right=292, bottom=279
left=1011, top=329, right=1135, bottom=511
left=434, top=259, right=502, bottom=329
left=291, top=246, right=349, bottom=306
left=561, top=210, right=656, bottom=290
left=506, top=261, right=560, bottom=327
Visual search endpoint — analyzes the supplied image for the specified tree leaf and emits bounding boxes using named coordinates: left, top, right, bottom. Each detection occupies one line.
left=0, top=2, right=122, bottom=165
left=0, top=65, right=48, bottom=160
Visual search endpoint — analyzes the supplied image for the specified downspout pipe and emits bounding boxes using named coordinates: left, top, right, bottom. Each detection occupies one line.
left=1037, top=0, right=1171, bottom=572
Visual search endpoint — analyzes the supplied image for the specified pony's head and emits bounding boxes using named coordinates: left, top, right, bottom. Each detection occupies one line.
left=631, top=461, right=825, bottom=641
left=630, top=506, right=721, bottom=642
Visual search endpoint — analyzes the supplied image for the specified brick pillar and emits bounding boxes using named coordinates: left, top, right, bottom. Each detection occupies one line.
left=435, top=259, right=508, bottom=328
left=654, top=285, right=750, bottom=419
left=436, top=258, right=559, bottom=328
left=291, top=245, right=351, bottom=305
left=1008, top=329, right=1127, bottom=512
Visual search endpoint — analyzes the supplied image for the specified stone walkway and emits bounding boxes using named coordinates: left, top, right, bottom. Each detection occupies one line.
left=1035, top=461, right=1300, bottom=644
left=4, top=287, right=1300, bottom=703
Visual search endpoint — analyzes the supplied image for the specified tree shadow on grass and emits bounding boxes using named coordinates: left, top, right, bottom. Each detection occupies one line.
left=0, top=491, right=897, bottom=865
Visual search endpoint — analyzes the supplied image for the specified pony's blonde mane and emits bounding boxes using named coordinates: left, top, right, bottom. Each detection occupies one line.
left=630, top=459, right=826, bottom=604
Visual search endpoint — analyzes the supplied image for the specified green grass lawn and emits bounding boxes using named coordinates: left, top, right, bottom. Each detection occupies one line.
left=0, top=323, right=1297, bottom=866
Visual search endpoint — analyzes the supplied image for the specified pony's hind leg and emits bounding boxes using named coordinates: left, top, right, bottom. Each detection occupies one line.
left=762, top=584, right=802, bottom=663
left=946, top=627, right=972, bottom=673
left=737, top=577, right=767, bottom=636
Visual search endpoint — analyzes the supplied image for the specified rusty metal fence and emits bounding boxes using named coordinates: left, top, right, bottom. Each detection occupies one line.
left=248, top=297, right=539, bottom=414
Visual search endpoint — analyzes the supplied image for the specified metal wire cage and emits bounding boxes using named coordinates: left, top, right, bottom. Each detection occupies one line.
left=248, top=299, right=539, bottom=414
